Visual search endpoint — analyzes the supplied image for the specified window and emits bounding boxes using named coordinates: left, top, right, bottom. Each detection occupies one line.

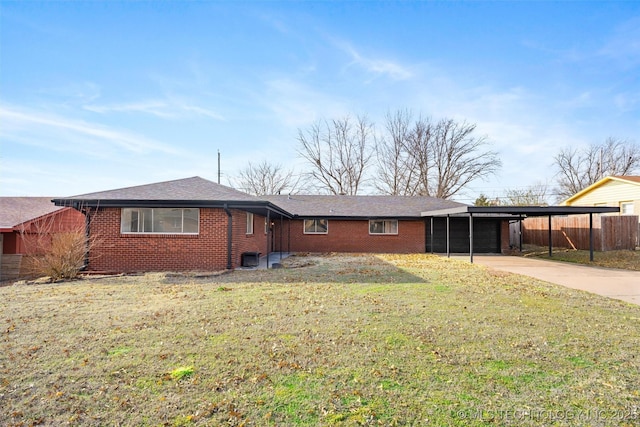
left=621, top=202, right=634, bottom=215
left=121, top=208, right=199, bottom=234
left=246, top=212, right=254, bottom=234
left=369, top=219, right=398, bottom=235
left=303, top=219, right=328, bottom=234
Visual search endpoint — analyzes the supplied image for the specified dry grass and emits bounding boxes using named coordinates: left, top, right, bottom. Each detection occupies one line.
left=2, top=253, right=640, bottom=426
left=522, top=245, right=640, bottom=271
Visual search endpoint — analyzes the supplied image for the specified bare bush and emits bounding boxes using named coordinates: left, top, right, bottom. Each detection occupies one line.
left=20, top=214, right=98, bottom=281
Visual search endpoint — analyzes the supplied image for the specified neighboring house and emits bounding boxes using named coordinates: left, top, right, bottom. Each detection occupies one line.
left=0, top=197, right=85, bottom=280
left=560, top=175, right=640, bottom=248
left=561, top=176, right=640, bottom=217
left=53, top=176, right=514, bottom=274
left=517, top=176, right=640, bottom=251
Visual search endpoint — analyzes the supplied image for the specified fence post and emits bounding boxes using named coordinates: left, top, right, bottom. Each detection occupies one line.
left=589, top=213, right=594, bottom=262
left=548, top=215, right=553, bottom=257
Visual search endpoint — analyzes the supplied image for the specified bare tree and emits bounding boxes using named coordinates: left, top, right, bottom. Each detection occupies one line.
left=235, top=160, right=301, bottom=196
left=502, top=182, right=549, bottom=206
left=374, top=113, right=500, bottom=199
left=554, top=137, right=640, bottom=199
left=297, top=115, right=374, bottom=195
left=429, top=119, right=501, bottom=199
left=374, top=109, right=420, bottom=195
left=404, top=116, right=436, bottom=196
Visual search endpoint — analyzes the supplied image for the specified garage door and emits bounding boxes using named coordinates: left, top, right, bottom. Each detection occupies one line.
left=426, top=217, right=501, bottom=253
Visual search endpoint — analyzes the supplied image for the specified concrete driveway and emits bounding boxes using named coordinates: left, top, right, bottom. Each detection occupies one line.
left=455, top=255, right=640, bottom=306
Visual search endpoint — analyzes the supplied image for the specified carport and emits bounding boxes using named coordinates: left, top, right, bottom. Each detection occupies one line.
left=422, top=206, right=620, bottom=263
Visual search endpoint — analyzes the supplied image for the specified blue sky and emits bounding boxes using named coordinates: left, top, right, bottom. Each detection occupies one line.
left=1, top=1, right=639, bottom=203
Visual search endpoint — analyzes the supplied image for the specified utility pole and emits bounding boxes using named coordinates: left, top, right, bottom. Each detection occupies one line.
left=217, top=150, right=221, bottom=184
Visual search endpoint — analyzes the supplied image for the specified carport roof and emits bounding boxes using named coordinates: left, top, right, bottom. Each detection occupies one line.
left=422, top=205, right=620, bottom=217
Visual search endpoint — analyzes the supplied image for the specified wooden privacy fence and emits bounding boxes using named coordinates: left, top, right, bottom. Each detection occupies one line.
left=0, top=254, right=23, bottom=281
left=520, top=214, right=638, bottom=251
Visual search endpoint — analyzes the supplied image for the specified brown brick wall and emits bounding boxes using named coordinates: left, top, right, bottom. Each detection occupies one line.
left=272, top=219, right=426, bottom=253
left=232, top=211, right=268, bottom=266
left=86, top=207, right=265, bottom=273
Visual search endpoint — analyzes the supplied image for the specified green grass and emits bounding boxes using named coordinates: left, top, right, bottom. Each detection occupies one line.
left=522, top=245, right=640, bottom=270
left=1, top=253, right=640, bottom=426
left=171, top=366, right=195, bottom=381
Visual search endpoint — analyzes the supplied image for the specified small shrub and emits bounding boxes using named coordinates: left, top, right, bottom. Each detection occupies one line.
left=27, top=231, right=87, bottom=281
left=20, top=215, right=100, bottom=282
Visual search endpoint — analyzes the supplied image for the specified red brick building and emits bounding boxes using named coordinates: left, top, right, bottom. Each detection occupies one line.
left=0, top=197, right=85, bottom=280
left=264, top=194, right=461, bottom=254
left=53, top=176, right=511, bottom=273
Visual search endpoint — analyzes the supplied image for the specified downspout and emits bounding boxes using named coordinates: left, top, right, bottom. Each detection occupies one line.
left=288, top=218, right=291, bottom=254
left=82, top=206, right=90, bottom=270
left=223, top=204, right=233, bottom=270
left=266, top=210, right=270, bottom=269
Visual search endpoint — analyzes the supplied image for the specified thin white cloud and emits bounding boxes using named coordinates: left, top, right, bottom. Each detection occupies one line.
left=83, top=100, right=176, bottom=118
left=614, top=92, right=640, bottom=113
left=38, top=81, right=102, bottom=104
left=261, top=78, right=350, bottom=127
left=0, top=104, right=178, bottom=155
left=84, top=99, right=225, bottom=121
left=333, top=39, right=413, bottom=81
left=180, top=104, right=226, bottom=121
left=599, top=16, right=640, bottom=66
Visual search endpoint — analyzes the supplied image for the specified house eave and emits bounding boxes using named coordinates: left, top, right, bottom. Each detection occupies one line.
left=292, top=215, right=425, bottom=220
left=52, top=198, right=293, bottom=218
left=562, top=176, right=640, bottom=205
left=422, top=205, right=621, bottom=217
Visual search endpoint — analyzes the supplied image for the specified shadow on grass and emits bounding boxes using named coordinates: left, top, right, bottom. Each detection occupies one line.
left=164, top=253, right=429, bottom=285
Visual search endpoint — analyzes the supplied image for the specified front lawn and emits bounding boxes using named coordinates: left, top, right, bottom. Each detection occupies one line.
left=1, top=254, right=639, bottom=426
left=522, top=246, right=640, bottom=271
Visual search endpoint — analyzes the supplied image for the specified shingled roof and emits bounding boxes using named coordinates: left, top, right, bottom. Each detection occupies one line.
left=264, top=194, right=466, bottom=218
left=53, top=177, right=292, bottom=217
left=53, top=176, right=468, bottom=219
left=0, top=197, right=65, bottom=230
left=57, top=176, right=260, bottom=202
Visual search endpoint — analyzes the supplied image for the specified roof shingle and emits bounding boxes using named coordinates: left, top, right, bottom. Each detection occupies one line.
left=0, top=197, right=64, bottom=229
left=264, top=194, right=466, bottom=218
left=61, top=176, right=261, bottom=202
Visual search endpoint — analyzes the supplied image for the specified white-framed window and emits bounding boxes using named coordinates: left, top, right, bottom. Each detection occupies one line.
left=303, top=219, right=328, bottom=234
left=121, top=208, right=199, bottom=234
left=621, top=202, right=634, bottom=215
left=369, top=219, right=398, bottom=235
left=246, top=212, right=254, bottom=234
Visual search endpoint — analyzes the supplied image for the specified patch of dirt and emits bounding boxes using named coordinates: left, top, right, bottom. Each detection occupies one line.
left=280, top=255, right=318, bottom=268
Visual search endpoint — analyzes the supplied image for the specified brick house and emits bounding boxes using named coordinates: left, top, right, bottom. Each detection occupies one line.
left=0, top=197, right=85, bottom=280
left=264, top=194, right=465, bottom=253
left=53, top=176, right=512, bottom=273
left=53, top=177, right=289, bottom=273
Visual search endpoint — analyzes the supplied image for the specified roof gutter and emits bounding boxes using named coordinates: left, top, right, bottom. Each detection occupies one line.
left=223, top=204, right=233, bottom=270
